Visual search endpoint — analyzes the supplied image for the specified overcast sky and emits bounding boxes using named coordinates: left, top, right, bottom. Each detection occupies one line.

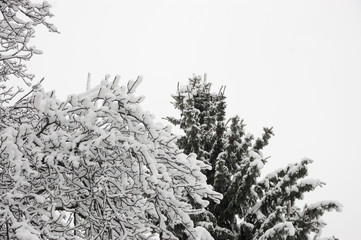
left=28, top=0, right=361, bottom=239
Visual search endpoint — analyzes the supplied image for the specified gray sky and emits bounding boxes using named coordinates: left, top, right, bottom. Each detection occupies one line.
left=28, top=0, right=361, bottom=239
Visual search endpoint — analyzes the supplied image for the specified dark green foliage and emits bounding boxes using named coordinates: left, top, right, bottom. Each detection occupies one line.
left=168, top=75, right=341, bottom=240
left=168, top=75, right=274, bottom=238
left=168, top=75, right=227, bottom=180
left=214, top=117, right=275, bottom=238
left=241, top=159, right=342, bottom=240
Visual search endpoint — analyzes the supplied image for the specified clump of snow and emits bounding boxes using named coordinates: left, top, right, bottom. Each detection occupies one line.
left=15, top=227, right=40, bottom=240
left=299, top=178, right=321, bottom=188
left=259, top=222, right=295, bottom=240
left=195, top=226, right=214, bottom=240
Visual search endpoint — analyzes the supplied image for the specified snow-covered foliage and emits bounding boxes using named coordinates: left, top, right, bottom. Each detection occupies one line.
left=0, top=75, right=222, bottom=239
left=168, top=75, right=230, bottom=238
left=245, top=159, right=343, bottom=240
left=0, top=0, right=57, bottom=104
left=215, top=116, right=273, bottom=238
left=169, top=75, right=341, bottom=240
left=168, top=75, right=224, bottom=170
left=168, top=75, right=274, bottom=239
left=0, top=1, right=341, bottom=238
left=194, top=226, right=214, bottom=240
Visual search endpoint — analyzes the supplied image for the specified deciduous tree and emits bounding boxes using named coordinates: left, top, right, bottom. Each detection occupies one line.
left=0, top=76, right=222, bottom=239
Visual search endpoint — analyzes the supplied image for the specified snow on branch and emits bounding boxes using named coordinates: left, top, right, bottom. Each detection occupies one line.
left=0, top=0, right=57, bottom=105
left=0, top=75, right=221, bottom=239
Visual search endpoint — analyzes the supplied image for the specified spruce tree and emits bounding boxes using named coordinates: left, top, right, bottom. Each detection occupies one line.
left=169, top=75, right=341, bottom=240
left=168, top=75, right=231, bottom=238
left=168, top=75, right=273, bottom=239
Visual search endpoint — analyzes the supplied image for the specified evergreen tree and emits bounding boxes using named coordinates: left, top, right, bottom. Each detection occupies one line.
left=168, top=75, right=230, bottom=238
left=168, top=75, right=272, bottom=239
left=169, top=75, right=341, bottom=240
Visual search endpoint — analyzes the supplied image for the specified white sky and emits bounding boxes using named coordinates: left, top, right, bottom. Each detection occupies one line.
left=28, top=0, right=361, bottom=239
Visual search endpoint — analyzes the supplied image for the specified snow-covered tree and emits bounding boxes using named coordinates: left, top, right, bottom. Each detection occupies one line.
left=169, top=75, right=341, bottom=240
left=168, top=76, right=272, bottom=239
left=0, top=75, right=222, bottom=239
left=0, top=0, right=57, bottom=104
left=168, top=75, right=232, bottom=238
